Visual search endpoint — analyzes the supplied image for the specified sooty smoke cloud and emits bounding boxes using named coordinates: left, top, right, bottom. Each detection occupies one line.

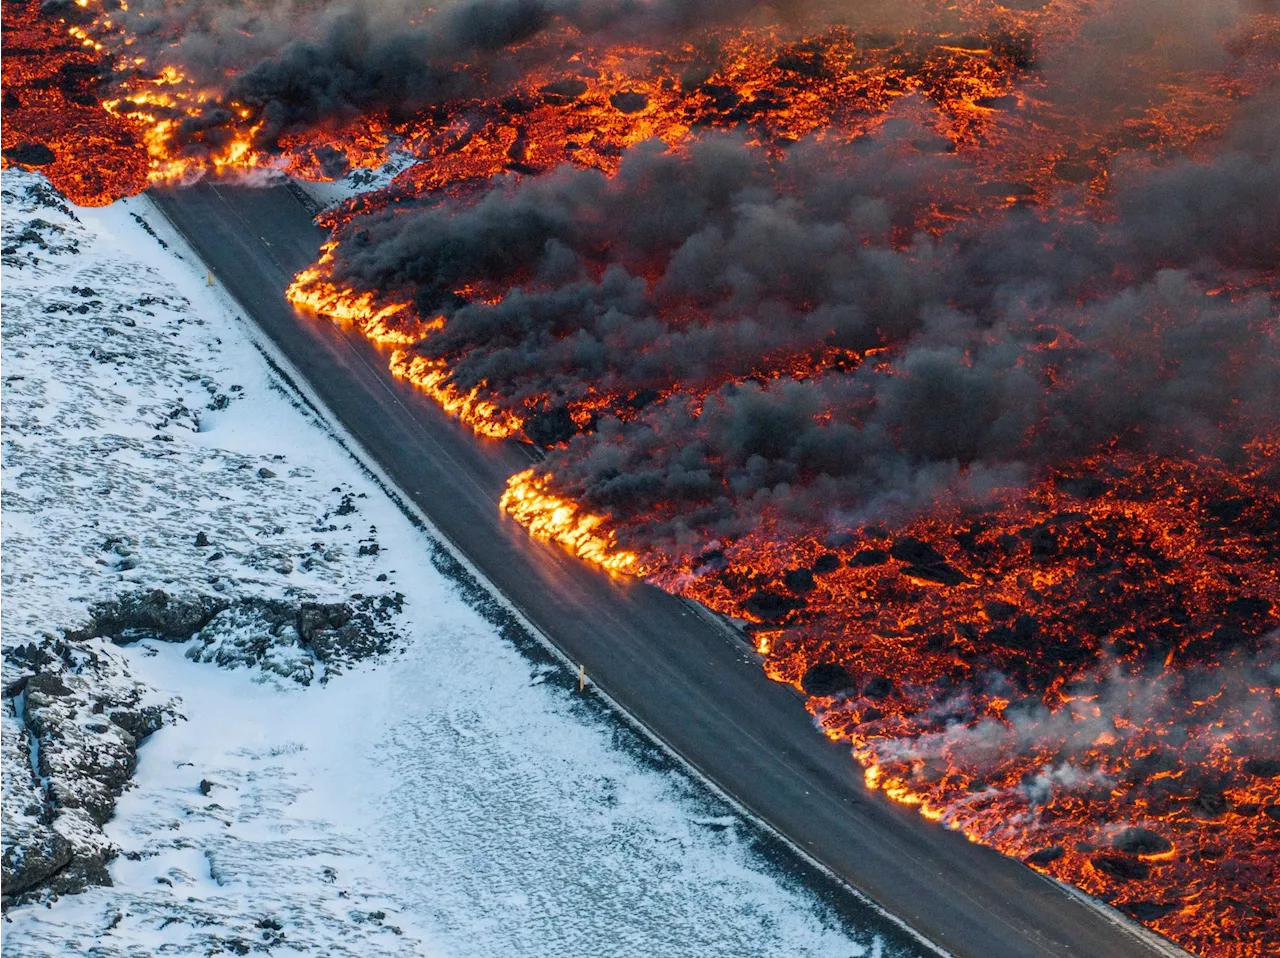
left=324, top=95, right=1279, bottom=549
left=101, top=0, right=823, bottom=148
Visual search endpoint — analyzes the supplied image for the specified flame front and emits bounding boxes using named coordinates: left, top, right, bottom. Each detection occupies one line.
left=500, top=470, right=640, bottom=575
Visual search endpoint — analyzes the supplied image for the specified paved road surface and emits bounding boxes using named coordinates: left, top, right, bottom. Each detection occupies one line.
left=150, top=181, right=1176, bottom=958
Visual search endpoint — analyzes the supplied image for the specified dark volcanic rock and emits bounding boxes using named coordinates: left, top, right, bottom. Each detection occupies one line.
left=1121, top=901, right=1180, bottom=921
left=3, top=636, right=180, bottom=909
left=540, top=78, right=589, bottom=103
left=890, top=537, right=946, bottom=566
left=76, top=590, right=230, bottom=642
left=744, top=589, right=805, bottom=622
left=1112, top=827, right=1172, bottom=856
left=1024, top=845, right=1065, bottom=866
left=1028, top=523, right=1058, bottom=558
left=1055, top=473, right=1109, bottom=499
left=609, top=91, right=648, bottom=113
left=863, top=675, right=895, bottom=700
left=1091, top=853, right=1150, bottom=882
left=901, top=563, right=968, bottom=586
left=985, top=615, right=1041, bottom=651
left=3, top=143, right=56, bottom=167
left=801, top=662, right=856, bottom=697
left=849, top=548, right=889, bottom=567
left=783, top=568, right=816, bottom=594
left=1191, top=786, right=1231, bottom=818
left=891, top=537, right=968, bottom=585
left=811, top=553, right=841, bottom=575
left=1244, top=758, right=1280, bottom=778
left=1, top=828, right=75, bottom=902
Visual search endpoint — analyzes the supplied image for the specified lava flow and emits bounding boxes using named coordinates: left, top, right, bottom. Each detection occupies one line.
left=5, top=0, right=1279, bottom=954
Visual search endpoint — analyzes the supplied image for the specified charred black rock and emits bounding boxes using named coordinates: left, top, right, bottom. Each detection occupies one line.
left=801, top=662, right=856, bottom=697
left=3, top=144, right=56, bottom=167
left=811, top=553, right=841, bottom=575
left=891, top=538, right=946, bottom=567
left=1112, top=827, right=1172, bottom=856
left=540, top=78, right=589, bottom=103
left=984, top=600, right=1019, bottom=621
left=1121, top=901, right=1180, bottom=921
left=1244, top=758, right=1280, bottom=778
left=609, top=91, right=648, bottom=114
left=1091, top=854, right=1150, bottom=882
left=901, top=563, right=968, bottom=586
left=863, top=675, right=894, bottom=700
left=848, top=548, right=889, bottom=567
left=1024, top=845, right=1065, bottom=866
left=743, top=589, right=805, bottom=622
left=783, top=568, right=816, bottom=594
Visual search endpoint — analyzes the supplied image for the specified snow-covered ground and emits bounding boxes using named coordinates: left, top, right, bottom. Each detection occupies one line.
left=1, top=168, right=923, bottom=956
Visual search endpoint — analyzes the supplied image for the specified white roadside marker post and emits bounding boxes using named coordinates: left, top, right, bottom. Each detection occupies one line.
left=579, top=664, right=585, bottom=692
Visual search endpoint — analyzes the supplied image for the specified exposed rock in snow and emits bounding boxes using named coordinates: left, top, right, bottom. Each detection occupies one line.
left=3, top=638, right=178, bottom=906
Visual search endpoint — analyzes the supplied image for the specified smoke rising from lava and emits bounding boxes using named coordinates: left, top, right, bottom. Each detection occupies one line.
left=321, top=100, right=1279, bottom=549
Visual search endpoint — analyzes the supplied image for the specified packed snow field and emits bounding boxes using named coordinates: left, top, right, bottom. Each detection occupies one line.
left=0, top=168, right=922, bottom=957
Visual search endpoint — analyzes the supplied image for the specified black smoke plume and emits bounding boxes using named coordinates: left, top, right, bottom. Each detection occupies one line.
left=323, top=92, right=1279, bottom=551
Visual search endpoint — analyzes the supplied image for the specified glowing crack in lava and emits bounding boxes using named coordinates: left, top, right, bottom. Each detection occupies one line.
left=5, top=0, right=1279, bottom=954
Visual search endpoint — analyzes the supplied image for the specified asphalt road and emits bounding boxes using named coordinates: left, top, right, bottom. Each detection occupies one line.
left=150, top=181, right=1176, bottom=958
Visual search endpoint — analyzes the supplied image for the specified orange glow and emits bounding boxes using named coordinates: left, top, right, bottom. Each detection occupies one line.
left=500, top=470, right=641, bottom=574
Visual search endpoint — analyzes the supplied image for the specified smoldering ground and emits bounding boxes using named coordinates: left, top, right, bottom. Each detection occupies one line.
left=318, top=86, right=1279, bottom=552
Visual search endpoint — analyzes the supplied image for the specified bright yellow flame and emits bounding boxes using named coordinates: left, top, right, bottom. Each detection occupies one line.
left=500, top=469, right=640, bottom=574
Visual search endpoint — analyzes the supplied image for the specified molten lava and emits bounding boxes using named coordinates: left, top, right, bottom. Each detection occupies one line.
left=1, top=0, right=148, bottom=205
left=6, top=0, right=1280, bottom=954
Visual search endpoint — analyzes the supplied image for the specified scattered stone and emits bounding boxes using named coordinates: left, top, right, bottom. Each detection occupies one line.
left=257, top=467, right=276, bottom=479
left=194, top=531, right=210, bottom=548
left=2, top=637, right=180, bottom=908
left=70, top=590, right=229, bottom=643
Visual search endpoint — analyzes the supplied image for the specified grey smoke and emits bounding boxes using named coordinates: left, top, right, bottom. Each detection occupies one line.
left=321, top=96, right=1279, bottom=551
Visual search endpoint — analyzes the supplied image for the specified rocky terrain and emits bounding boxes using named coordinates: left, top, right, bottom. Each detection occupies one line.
left=1, top=169, right=410, bottom=912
